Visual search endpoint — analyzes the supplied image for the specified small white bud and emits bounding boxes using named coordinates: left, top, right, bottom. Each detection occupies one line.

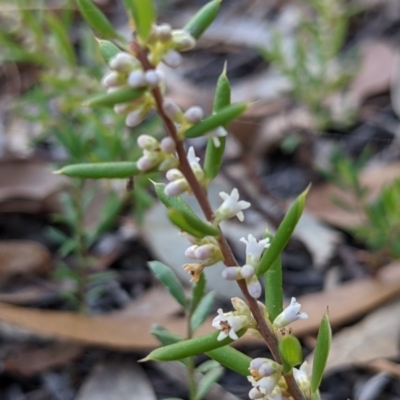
left=160, top=137, right=176, bottom=153
left=194, top=244, right=214, bottom=260
left=125, top=110, right=143, bottom=127
left=144, top=70, right=161, bottom=87
left=157, top=24, right=172, bottom=41
left=221, top=267, right=242, bottom=281
left=109, top=52, right=137, bottom=71
left=162, top=50, right=182, bottom=68
left=137, top=156, right=156, bottom=171
left=247, top=276, right=262, bottom=299
left=164, top=179, right=188, bottom=196
left=259, top=362, right=276, bottom=377
left=166, top=168, right=183, bottom=181
left=249, top=387, right=264, bottom=400
left=127, top=70, right=146, bottom=88
left=184, top=106, right=204, bottom=123
left=172, top=30, right=196, bottom=51
left=185, top=245, right=198, bottom=259
left=250, top=358, right=266, bottom=371
left=102, top=71, right=120, bottom=88
left=137, top=134, right=159, bottom=150
left=163, top=100, right=181, bottom=120
left=241, top=264, right=255, bottom=279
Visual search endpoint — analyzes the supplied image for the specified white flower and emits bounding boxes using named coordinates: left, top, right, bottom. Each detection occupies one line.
left=240, top=234, right=270, bottom=266
left=215, top=188, right=251, bottom=223
left=183, top=262, right=205, bottom=282
left=212, top=309, right=249, bottom=341
left=206, top=127, right=227, bottom=148
left=293, top=362, right=311, bottom=394
left=187, top=146, right=200, bottom=165
left=248, top=359, right=282, bottom=398
left=273, top=297, right=308, bottom=328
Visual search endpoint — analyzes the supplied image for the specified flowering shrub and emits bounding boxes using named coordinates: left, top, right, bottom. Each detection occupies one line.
left=57, top=1, right=332, bottom=399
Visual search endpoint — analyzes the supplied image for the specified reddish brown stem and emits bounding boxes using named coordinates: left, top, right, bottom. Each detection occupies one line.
left=134, top=45, right=305, bottom=400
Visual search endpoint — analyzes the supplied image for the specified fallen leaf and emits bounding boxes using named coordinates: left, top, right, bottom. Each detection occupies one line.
left=76, top=360, right=156, bottom=400
left=306, top=298, right=400, bottom=373
left=0, top=159, right=66, bottom=213
left=0, top=240, right=52, bottom=284
left=0, top=263, right=399, bottom=349
left=3, top=342, right=83, bottom=377
left=350, top=41, right=396, bottom=104
left=306, top=162, right=400, bottom=228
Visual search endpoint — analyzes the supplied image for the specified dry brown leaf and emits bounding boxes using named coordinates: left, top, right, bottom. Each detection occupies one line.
left=306, top=298, right=400, bottom=373
left=76, top=361, right=156, bottom=400
left=0, top=159, right=66, bottom=213
left=0, top=240, right=52, bottom=284
left=306, top=162, right=400, bottom=228
left=3, top=342, right=83, bottom=377
left=350, top=41, right=396, bottom=104
left=0, top=263, right=400, bottom=349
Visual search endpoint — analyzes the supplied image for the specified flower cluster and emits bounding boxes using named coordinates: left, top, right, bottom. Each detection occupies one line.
left=136, top=134, right=178, bottom=172
left=211, top=297, right=257, bottom=341
left=222, top=234, right=269, bottom=299
left=164, top=147, right=207, bottom=197
left=183, top=235, right=223, bottom=282
left=247, top=358, right=311, bottom=400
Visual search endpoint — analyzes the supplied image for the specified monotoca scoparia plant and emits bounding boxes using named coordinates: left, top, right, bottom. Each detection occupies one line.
left=57, top=1, right=332, bottom=399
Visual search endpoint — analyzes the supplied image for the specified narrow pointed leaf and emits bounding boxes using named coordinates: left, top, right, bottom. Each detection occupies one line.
left=206, top=346, right=251, bottom=376
left=278, top=335, right=302, bottom=374
left=264, top=234, right=283, bottom=322
left=97, top=39, right=121, bottom=64
left=76, top=0, right=120, bottom=39
left=190, top=291, right=215, bottom=333
left=190, top=273, right=206, bottom=314
left=204, top=65, right=231, bottom=179
left=153, top=182, right=197, bottom=215
left=311, top=313, right=331, bottom=393
left=55, top=162, right=140, bottom=179
left=257, top=186, right=310, bottom=276
left=143, top=329, right=247, bottom=362
left=123, top=0, right=156, bottom=42
left=197, top=366, right=224, bottom=400
left=148, top=261, right=187, bottom=309
left=84, top=87, right=146, bottom=107
left=185, top=103, right=248, bottom=139
left=183, top=0, right=222, bottom=40
left=168, top=209, right=219, bottom=238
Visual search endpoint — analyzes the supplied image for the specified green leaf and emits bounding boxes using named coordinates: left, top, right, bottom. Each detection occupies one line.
left=264, top=233, right=283, bottom=322
left=153, top=182, right=202, bottom=218
left=185, top=103, right=248, bottom=139
left=76, top=0, right=120, bottom=39
left=257, top=186, right=309, bottom=276
left=311, top=312, right=331, bottom=393
left=183, top=0, right=222, bottom=40
left=278, top=335, right=303, bottom=374
left=190, top=291, right=215, bottom=333
left=46, top=13, right=76, bottom=66
left=168, top=209, right=220, bottom=238
left=84, top=87, right=146, bottom=107
left=190, top=273, right=206, bottom=314
left=206, top=346, right=251, bottom=376
left=96, top=39, right=121, bottom=64
left=55, top=162, right=140, bottom=179
left=148, top=261, right=187, bottom=309
left=204, top=64, right=231, bottom=180
left=197, top=365, right=224, bottom=400
left=123, top=0, right=156, bottom=42
left=142, top=328, right=247, bottom=362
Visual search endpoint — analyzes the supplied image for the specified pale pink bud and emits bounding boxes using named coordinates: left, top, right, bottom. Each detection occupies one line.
left=137, top=156, right=156, bottom=171
left=162, top=50, right=182, bottom=68
left=250, top=358, right=266, bottom=371
left=164, top=179, right=188, bottom=196
left=185, top=245, right=198, bottom=259
left=259, top=363, right=276, bottom=377
left=157, top=24, right=172, bottom=41
left=172, top=30, right=196, bottom=51
left=144, top=70, right=161, bottom=87
left=163, top=100, right=181, bottom=120
left=194, top=244, right=214, bottom=260
left=221, top=267, right=242, bottom=281
left=160, top=137, right=176, bottom=153
left=125, top=110, right=143, bottom=127
left=184, top=106, right=204, bottom=123
left=102, top=71, right=120, bottom=88
left=109, top=52, right=137, bottom=71
left=241, top=264, right=255, bottom=279
left=249, top=387, right=264, bottom=400
left=127, top=70, right=146, bottom=88
left=247, top=276, right=262, bottom=299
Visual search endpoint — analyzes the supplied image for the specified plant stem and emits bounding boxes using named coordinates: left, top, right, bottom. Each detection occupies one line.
left=135, top=46, right=305, bottom=400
